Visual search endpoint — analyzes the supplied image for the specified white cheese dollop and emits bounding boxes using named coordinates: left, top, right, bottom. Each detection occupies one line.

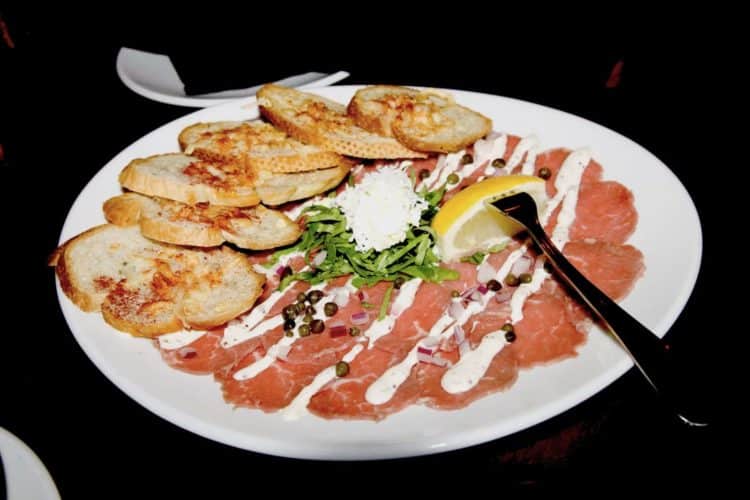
left=336, top=164, right=427, bottom=252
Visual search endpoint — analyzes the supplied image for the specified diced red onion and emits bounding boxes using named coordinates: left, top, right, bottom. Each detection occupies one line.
left=477, top=284, right=488, bottom=295
left=329, top=322, right=348, bottom=338
left=417, top=352, right=452, bottom=368
left=458, top=340, right=471, bottom=357
left=452, top=325, right=465, bottom=344
left=275, top=265, right=286, bottom=277
left=476, top=260, right=496, bottom=283
left=351, top=311, right=369, bottom=325
left=510, top=255, right=533, bottom=276
left=178, top=347, right=197, bottom=359
left=357, top=290, right=368, bottom=302
left=417, top=346, right=434, bottom=356
left=449, top=301, right=465, bottom=320
left=311, top=250, right=327, bottom=267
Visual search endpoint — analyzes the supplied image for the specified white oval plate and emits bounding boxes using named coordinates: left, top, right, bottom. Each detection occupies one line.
left=56, top=86, right=702, bottom=460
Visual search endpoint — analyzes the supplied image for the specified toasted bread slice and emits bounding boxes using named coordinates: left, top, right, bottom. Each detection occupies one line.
left=119, top=153, right=260, bottom=207
left=348, top=85, right=492, bottom=153
left=50, top=224, right=264, bottom=337
left=257, top=84, right=426, bottom=159
left=254, top=163, right=350, bottom=206
left=179, top=121, right=343, bottom=173
left=104, top=192, right=302, bottom=249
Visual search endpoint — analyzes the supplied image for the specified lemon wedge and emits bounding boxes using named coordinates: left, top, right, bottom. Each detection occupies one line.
left=432, top=175, right=547, bottom=262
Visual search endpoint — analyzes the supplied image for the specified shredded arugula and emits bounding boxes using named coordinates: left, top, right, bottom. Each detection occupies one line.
left=460, top=252, right=486, bottom=265
left=268, top=184, right=458, bottom=290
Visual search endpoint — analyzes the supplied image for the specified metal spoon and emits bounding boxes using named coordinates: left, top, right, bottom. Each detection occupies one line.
left=491, top=192, right=707, bottom=427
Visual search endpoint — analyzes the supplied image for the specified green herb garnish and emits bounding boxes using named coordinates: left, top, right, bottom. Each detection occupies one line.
left=379, top=284, right=394, bottom=320
left=461, top=252, right=486, bottom=265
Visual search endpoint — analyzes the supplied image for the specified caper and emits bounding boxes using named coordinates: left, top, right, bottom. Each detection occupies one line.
left=451, top=290, right=460, bottom=298
left=519, top=273, right=533, bottom=284
left=302, top=313, right=313, bottom=324
left=298, top=324, right=311, bottom=337
left=393, top=276, right=405, bottom=290
left=505, top=273, right=520, bottom=287
left=349, top=326, right=361, bottom=336
left=310, top=319, right=325, bottom=334
left=297, top=292, right=308, bottom=303
left=501, top=323, right=514, bottom=333
left=324, top=302, right=338, bottom=317
left=307, top=290, right=324, bottom=304
left=447, top=173, right=460, bottom=185
left=283, top=319, right=296, bottom=331
left=335, top=361, right=350, bottom=377
left=460, top=153, right=473, bottom=165
left=294, top=302, right=306, bottom=315
left=486, top=279, right=502, bottom=291
left=285, top=330, right=294, bottom=337
left=282, top=305, right=297, bottom=321
left=418, top=168, right=430, bottom=180
left=538, top=167, right=552, bottom=180
left=491, top=158, right=506, bottom=168
left=504, top=330, right=517, bottom=342
left=305, top=305, right=315, bottom=316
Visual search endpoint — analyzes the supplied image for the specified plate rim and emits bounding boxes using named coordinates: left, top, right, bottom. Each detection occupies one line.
left=55, top=85, right=703, bottom=460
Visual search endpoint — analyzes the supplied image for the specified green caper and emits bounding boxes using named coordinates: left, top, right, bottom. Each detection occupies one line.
left=447, top=173, right=460, bottom=185
left=285, top=330, right=294, bottom=337
left=310, top=319, right=325, bottom=334
left=393, top=276, right=405, bottom=289
left=324, top=302, right=338, bottom=317
left=335, top=361, right=350, bottom=377
left=538, top=167, right=552, bottom=180
left=505, top=273, right=520, bottom=286
left=297, top=292, right=308, bottom=303
left=302, top=313, right=313, bottom=324
left=418, top=168, right=430, bottom=180
left=519, top=273, right=533, bottom=284
left=283, top=319, right=296, bottom=331
left=305, top=305, right=315, bottom=316
left=491, top=158, right=506, bottom=168
left=282, top=305, right=297, bottom=321
left=295, top=302, right=306, bottom=315
left=501, top=323, right=514, bottom=333
left=349, top=326, right=361, bottom=336
left=486, top=279, right=502, bottom=291
left=298, top=324, right=311, bottom=337
left=307, top=290, right=324, bottom=304
left=504, top=330, right=517, bottom=342
left=460, top=153, right=473, bottom=165
left=451, top=289, right=460, bottom=298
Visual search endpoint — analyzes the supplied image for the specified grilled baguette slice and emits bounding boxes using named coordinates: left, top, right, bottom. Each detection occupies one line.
left=103, top=193, right=302, bottom=249
left=119, top=153, right=260, bottom=207
left=348, top=85, right=492, bottom=153
left=257, top=84, right=426, bottom=159
left=254, top=163, right=350, bottom=206
left=50, top=224, right=264, bottom=337
left=178, top=121, right=343, bottom=173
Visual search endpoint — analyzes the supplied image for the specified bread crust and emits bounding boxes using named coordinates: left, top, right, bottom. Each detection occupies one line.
left=257, top=84, right=427, bottom=159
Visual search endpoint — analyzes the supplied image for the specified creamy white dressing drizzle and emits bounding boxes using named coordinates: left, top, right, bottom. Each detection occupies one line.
left=520, top=146, right=539, bottom=175
left=281, top=344, right=364, bottom=421
left=441, top=331, right=506, bottom=393
left=478, top=133, right=508, bottom=176
left=232, top=283, right=327, bottom=381
left=421, top=151, right=464, bottom=190
left=506, top=135, right=538, bottom=173
left=157, top=329, right=207, bottom=350
left=365, top=346, right=420, bottom=405
left=365, top=278, right=422, bottom=346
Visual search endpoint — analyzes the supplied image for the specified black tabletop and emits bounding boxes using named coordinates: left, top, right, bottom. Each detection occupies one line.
left=1, top=9, right=723, bottom=496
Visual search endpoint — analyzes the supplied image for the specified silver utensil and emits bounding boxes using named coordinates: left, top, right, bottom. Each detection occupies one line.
left=491, top=192, right=707, bottom=427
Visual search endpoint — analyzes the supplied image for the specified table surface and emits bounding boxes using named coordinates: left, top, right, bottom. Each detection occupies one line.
left=1, top=11, right=722, bottom=495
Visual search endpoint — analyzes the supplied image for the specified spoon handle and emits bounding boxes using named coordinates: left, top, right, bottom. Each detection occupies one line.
left=492, top=193, right=707, bottom=427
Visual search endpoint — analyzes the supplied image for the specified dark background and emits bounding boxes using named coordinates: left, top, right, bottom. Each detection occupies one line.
left=1, top=7, right=725, bottom=496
